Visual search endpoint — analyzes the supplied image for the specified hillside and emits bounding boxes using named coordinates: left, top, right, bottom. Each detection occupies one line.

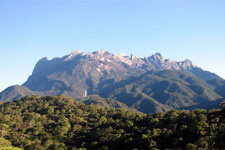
left=100, top=70, right=224, bottom=113
left=0, top=85, right=40, bottom=101
left=0, top=95, right=225, bottom=150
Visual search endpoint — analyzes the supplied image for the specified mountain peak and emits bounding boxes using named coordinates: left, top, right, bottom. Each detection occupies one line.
left=65, top=50, right=84, bottom=61
left=93, top=50, right=109, bottom=55
left=183, top=59, right=192, bottom=63
left=155, top=52, right=162, bottom=56
left=40, top=57, right=49, bottom=61
left=182, top=59, right=195, bottom=69
left=119, top=53, right=126, bottom=57
left=130, top=54, right=137, bottom=59
left=149, top=53, right=165, bottom=64
left=153, top=53, right=163, bottom=59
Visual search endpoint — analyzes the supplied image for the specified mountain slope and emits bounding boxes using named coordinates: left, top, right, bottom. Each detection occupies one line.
left=100, top=70, right=223, bottom=113
left=0, top=85, right=40, bottom=101
left=207, top=78, right=225, bottom=97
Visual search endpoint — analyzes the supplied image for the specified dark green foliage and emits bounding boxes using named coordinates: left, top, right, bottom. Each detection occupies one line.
left=0, top=95, right=225, bottom=150
left=0, top=137, right=22, bottom=150
left=101, top=70, right=224, bottom=113
left=79, top=95, right=129, bottom=108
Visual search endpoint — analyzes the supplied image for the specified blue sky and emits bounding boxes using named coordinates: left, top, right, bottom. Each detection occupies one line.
left=0, top=0, right=225, bottom=92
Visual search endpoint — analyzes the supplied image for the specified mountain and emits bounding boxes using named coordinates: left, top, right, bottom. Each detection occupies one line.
left=22, top=50, right=220, bottom=97
left=0, top=50, right=224, bottom=113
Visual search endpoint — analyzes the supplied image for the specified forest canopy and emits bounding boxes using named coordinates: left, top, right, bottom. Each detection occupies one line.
left=0, top=95, right=225, bottom=150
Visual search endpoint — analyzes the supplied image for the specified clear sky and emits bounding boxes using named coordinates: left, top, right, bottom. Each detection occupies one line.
left=0, top=0, right=225, bottom=92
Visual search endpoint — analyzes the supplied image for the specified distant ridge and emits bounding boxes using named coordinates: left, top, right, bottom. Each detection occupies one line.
left=0, top=85, right=38, bottom=101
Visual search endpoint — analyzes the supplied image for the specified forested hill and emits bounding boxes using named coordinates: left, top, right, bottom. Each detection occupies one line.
left=0, top=95, right=225, bottom=150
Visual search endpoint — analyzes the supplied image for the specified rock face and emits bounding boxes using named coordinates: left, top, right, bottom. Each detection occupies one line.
left=0, top=50, right=223, bottom=113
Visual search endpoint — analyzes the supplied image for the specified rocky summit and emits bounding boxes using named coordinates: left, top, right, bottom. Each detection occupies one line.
left=0, top=50, right=224, bottom=113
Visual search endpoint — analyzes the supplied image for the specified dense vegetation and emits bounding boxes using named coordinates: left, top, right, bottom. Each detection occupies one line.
left=101, top=70, right=225, bottom=113
left=0, top=95, right=225, bottom=150
left=79, top=95, right=131, bottom=110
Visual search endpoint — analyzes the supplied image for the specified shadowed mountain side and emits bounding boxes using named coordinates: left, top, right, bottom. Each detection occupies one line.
left=207, top=78, right=225, bottom=97
left=0, top=85, right=43, bottom=101
left=178, top=98, right=225, bottom=110
left=100, top=70, right=223, bottom=113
